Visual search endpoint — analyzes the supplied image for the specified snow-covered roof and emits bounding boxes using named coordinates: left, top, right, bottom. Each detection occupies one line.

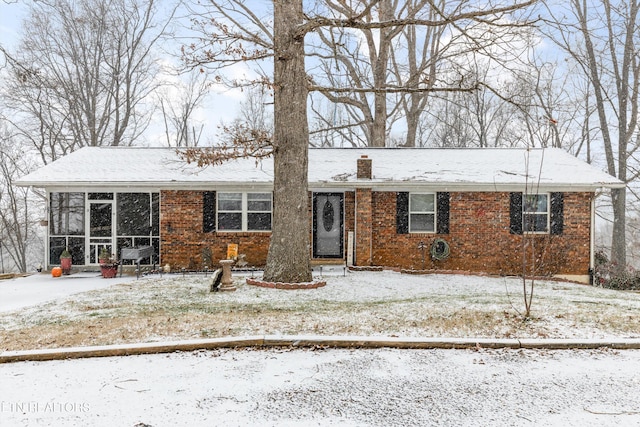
left=16, top=146, right=624, bottom=192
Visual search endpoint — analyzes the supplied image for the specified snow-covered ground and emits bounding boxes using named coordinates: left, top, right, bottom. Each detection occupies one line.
left=1, top=346, right=640, bottom=426
left=4, top=267, right=637, bottom=342
left=2, top=270, right=640, bottom=426
left=0, top=272, right=132, bottom=313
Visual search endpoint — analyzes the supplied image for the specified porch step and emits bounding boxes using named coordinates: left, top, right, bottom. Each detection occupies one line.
left=310, top=259, right=346, bottom=266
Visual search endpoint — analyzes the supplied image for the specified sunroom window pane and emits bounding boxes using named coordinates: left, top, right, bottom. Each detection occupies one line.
left=50, top=192, right=85, bottom=235
left=68, top=237, right=85, bottom=265
left=66, top=194, right=85, bottom=235
left=90, top=203, right=112, bottom=237
left=49, top=237, right=66, bottom=265
left=117, top=193, right=151, bottom=236
left=88, top=193, right=113, bottom=200
left=151, top=193, right=160, bottom=236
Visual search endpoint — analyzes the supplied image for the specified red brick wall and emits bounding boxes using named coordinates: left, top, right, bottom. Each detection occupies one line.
left=370, top=191, right=592, bottom=276
left=160, top=189, right=592, bottom=276
left=355, top=188, right=373, bottom=265
left=160, top=190, right=271, bottom=270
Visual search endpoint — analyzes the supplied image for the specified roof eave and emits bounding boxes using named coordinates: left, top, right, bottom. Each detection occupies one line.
left=312, top=180, right=626, bottom=192
left=17, top=179, right=625, bottom=193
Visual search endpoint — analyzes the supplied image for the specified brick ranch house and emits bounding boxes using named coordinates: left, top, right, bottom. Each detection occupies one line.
left=17, top=146, right=623, bottom=283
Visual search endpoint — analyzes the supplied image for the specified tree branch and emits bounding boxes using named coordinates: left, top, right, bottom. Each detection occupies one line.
left=310, top=84, right=478, bottom=94
left=299, top=0, right=537, bottom=36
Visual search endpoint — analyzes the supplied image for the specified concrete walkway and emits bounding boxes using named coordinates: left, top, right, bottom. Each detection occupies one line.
left=0, top=271, right=132, bottom=313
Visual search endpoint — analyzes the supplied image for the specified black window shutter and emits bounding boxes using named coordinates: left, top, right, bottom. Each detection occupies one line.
left=436, top=192, right=450, bottom=234
left=203, top=191, right=216, bottom=233
left=396, top=192, right=409, bottom=234
left=510, top=192, right=523, bottom=235
left=550, top=192, right=564, bottom=235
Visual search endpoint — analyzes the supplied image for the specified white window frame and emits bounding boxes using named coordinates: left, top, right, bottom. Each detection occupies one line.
left=409, top=192, right=436, bottom=233
left=217, top=192, right=272, bottom=232
left=522, top=193, right=549, bottom=234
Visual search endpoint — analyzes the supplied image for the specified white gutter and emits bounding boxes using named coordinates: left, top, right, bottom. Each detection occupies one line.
left=19, top=180, right=625, bottom=193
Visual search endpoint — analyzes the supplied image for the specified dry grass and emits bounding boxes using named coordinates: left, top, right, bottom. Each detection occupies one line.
left=1, top=272, right=639, bottom=352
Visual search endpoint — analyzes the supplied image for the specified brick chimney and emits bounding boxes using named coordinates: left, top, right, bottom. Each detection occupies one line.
left=357, top=155, right=372, bottom=179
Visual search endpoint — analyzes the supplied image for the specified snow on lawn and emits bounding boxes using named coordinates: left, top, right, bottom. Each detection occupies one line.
left=1, top=269, right=639, bottom=349
left=0, top=272, right=132, bottom=313
left=1, top=346, right=640, bottom=426
left=60, top=268, right=640, bottom=308
left=2, top=270, right=640, bottom=426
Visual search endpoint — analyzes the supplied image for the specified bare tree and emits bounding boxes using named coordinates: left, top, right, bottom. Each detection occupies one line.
left=184, top=0, right=537, bottom=283
left=421, top=62, right=509, bottom=148
left=2, top=0, right=173, bottom=162
left=218, top=85, right=274, bottom=147
left=309, top=0, right=408, bottom=147
left=308, top=0, right=538, bottom=147
left=391, top=2, right=444, bottom=147
left=418, top=43, right=601, bottom=155
left=543, top=0, right=639, bottom=271
left=0, top=126, right=41, bottom=273
left=309, top=0, right=458, bottom=147
left=159, top=71, right=210, bottom=147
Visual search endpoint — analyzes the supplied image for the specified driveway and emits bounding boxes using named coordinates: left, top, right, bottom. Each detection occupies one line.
left=1, top=347, right=640, bottom=426
left=0, top=272, right=132, bottom=313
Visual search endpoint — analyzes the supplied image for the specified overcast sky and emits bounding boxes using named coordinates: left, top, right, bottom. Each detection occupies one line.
left=0, top=1, right=26, bottom=49
left=0, top=0, right=245, bottom=147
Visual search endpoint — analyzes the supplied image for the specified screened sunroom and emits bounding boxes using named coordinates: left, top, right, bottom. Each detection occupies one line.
left=48, top=192, right=160, bottom=268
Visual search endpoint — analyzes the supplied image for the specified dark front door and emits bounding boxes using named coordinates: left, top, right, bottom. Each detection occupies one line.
left=313, top=193, right=344, bottom=258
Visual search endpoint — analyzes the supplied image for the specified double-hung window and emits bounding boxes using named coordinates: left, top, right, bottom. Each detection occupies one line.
left=218, top=193, right=243, bottom=230
left=217, top=192, right=272, bottom=231
left=409, top=193, right=436, bottom=233
left=247, top=193, right=272, bottom=230
left=522, top=193, right=548, bottom=233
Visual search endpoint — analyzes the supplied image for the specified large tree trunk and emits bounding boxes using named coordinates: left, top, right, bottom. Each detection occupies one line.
left=263, top=0, right=312, bottom=283
left=368, top=0, right=392, bottom=147
left=370, top=91, right=387, bottom=147
left=404, top=109, right=418, bottom=147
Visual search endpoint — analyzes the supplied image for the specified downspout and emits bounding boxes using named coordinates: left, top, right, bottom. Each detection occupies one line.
left=354, top=194, right=358, bottom=266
